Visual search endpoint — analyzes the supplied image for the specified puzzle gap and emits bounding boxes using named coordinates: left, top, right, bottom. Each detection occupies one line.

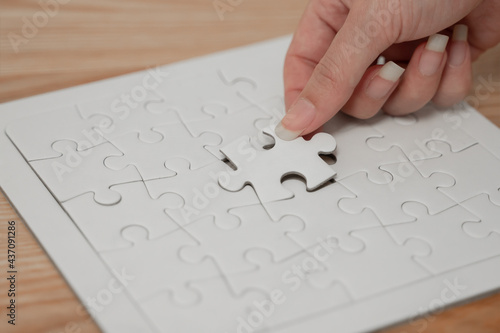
left=320, top=153, right=337, bottom=165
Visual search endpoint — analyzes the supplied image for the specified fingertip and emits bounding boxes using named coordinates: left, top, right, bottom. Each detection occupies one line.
left=432, top=24, right=472, bottom=107
left=448, top=25, right=469, bottom=68
left=343, top=62, right=404, bottom=119
left=383, top=35, right=449, bottom=116
left=418, top=34, right=449, bottom=76
left=377, top=61, right=406, bottom=82
left=275, top=98, right=317, bottom=141
left=275, top=123, right=302, bottom=141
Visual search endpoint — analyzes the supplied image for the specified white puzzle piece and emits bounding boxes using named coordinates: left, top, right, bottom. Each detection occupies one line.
left=220, top=126, right=337, bottom=203
left=104, top=122, right=221, bottom=180
left=323, top=112, right=406, bottom=184
left=6, top=105, right=112, bottom=161
left=225, top=248, right=326, bottom=294
left=263, top=178, right=380, bottom=252
left=461, top=194, right=500, bottom=238
left=215, top=49, right=286, bottom=104
left=100, top=226, right=220, bottom=304
left=367, top=104, right=477, bottom=161
left=307, top=227, right=431, bottom=300
left=62, top=181, right=183, bottom=252
left=180, top=204, right=304, bottom=275
left=77, top=86, right=179, bottom=143
left=140, top=277, right=269, bottom=333
left=184, top=97, right=280, bottom=159
left=29, top=141, right=142, bottom=205
left=1, top=36, right=500, bottom=333
left=225, top=248, right=352, bottom=328
left=338, top=160, right=456, bottom=225
left=386, top=202, right=500, bottom=274
left=147, top=69, right=256, bottom=124
left=450, top=101, right=500, bottom=160
left=413, top=141, right=500, bottom=205
left=143, top=158, right=261, bottom=229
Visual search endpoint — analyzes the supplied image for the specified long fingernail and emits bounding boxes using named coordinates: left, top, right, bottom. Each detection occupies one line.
left=419, top=34, right=449, bottom=76
left=448, top=24, right=468, bottom=67
left=366, top=61, right=405, bottom=100
left=275, top=98, right=316, bottom=141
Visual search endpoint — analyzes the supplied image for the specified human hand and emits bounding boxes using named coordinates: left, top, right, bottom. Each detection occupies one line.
left=276, top=0, right=500, bottom=140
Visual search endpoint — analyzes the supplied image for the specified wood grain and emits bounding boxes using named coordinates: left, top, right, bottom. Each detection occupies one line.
left=0, top=1, right=499, bottom=332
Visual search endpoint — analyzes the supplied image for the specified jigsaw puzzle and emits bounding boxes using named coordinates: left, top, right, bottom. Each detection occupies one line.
left=0, top=36, right=500, bottom=333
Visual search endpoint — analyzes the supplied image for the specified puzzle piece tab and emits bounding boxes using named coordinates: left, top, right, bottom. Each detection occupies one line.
left=180, top=204, right=304, bottom=275
left=307, top=227, right=431, bottom=300
left=386, top=202, right=500, bottom=274
left=105, top=122, right=221, bottom=180
left=148, top=69, right=256, bottom=124
left=367, top=104, right=477, bottom=161
left=462, top=194, right=500, bottom=238
left=414, top=141, right=500, bottom=205
left=78, top=80, right=180, bottom=143
left=144, top=159, right=260, bottom=229
left=263, top=178, right=380, bottom=252
left=323, top=112, right=405, bottom=184
left=62, top=181, right=183, bottom=252
left=29, top=141, right=141, bottom=205
left=225, top=248, right=352, bottom=328
left=339, top=161, right=455, bottom=225
left=101, top=226, right=220, bottom=305
left=6, top=105, right=112, bottom=161
left=184, top=97, right=280, bottom=159
left=140, top=277, right=268, bottom=333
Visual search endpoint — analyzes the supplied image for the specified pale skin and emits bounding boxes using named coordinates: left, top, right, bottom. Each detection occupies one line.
left=276, top=0, right=500, bottom=140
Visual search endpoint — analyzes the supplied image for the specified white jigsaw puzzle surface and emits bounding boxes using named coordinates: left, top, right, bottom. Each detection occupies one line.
left=1, top=36, right=500, bottom=333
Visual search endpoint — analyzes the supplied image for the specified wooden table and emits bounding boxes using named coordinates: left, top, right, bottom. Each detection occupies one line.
left=0, top=1, right=499, bottom=332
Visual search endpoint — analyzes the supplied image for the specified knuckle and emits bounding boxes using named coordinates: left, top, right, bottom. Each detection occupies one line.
left=354, top=0, right=403, bottom=44
left=313, top=59, right=343, bottom=89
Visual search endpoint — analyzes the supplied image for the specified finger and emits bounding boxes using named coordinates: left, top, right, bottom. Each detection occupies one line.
left=283, top=0, right=347, bottom=109
left=342, top=61, right=405, bottom=119
left=382, top=34, right=449, bottom=116
left=433, top=25, right=472, bottom=107
left=277, top=2, right=400, bottom=140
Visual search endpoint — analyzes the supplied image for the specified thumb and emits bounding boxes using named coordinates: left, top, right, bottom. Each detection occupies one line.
left=276, top=1, right=399, bottom=140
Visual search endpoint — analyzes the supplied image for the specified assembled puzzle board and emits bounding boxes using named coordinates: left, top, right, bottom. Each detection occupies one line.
left=1, top=36, right=500, bottom=333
